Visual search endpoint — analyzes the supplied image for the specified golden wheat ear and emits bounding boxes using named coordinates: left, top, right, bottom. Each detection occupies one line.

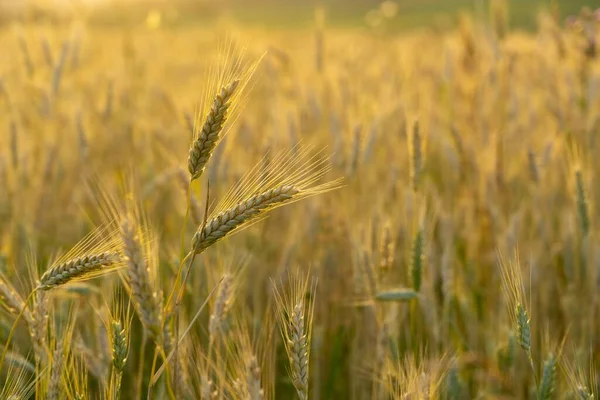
left=37, top=224, right=125, bottom=291
left=188, top=39, right=264, bottom=181
left=272, top=270, right=318, bottom=400
left=87, top=177, right=165, bottom=347
left=191, top=145, right=343, bottom=255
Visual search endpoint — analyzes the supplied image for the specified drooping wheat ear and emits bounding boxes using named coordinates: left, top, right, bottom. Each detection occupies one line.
left=193, top=185, right=300, bottom=253
left=410, top=228, right=424, bottom=292
left=209, top=273, right=233, bottom=341
left=0, top=274, right=33, bottom=325
left=538, top=353, right=556, bottom=400
left=247, top=355, right=265, bottom=400
left=410, top=121, right=422, bottom=192
left=188, top=79, right=240, bottom=181
left=575, top=170, right=590, bottom=236
left=37, top=225, right=125, bottom=291
left=273, top=272, right=317, bottom=400
left=38, top=252, right=120, bottom=290
left=191, top=145, right=342, bottom=254
left=120, top=218, right=163, bottom=344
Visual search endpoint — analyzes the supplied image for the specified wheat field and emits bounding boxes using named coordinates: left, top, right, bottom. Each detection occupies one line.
left=0, top=1, right=599, bottom=399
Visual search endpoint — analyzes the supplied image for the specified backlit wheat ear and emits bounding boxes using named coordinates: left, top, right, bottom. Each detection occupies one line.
left=191, top=145, right=342, bottom=254
left=37, top=225, right=124, bottom=291
left=188, top=79, right=240, bottom=180
left=187, top=41, right=263, bottom=181
left=273, top=271, right=317, bottom=400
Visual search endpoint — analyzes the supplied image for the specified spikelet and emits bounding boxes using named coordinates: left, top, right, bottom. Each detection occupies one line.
left=273, top=271, right=317, bottom=400
left=187, top=41, right=263, bottom=181
left=191, top=145, right=342, bottom=254
left=37, top=225, right=124, bottom=291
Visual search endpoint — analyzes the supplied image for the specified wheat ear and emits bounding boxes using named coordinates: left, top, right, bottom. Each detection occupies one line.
left=38, top=252, right=120, bottom=290
left=188, top=80, right=240, bottom=181
left=191, top=145, right=342, bottom=254
left=273, top=272, right=317, bottom=400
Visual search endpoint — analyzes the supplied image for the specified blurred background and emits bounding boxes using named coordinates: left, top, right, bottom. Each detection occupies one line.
left=1, top=0, right=600, bottom=398
left=0, top=0, right=594, bottom=31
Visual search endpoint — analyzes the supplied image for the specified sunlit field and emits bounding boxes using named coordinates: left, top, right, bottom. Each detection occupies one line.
left=0, top=1, right=599, bottom=399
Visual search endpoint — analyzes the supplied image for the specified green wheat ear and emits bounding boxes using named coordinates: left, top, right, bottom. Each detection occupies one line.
left=539, top=353, right=557, bottom=400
